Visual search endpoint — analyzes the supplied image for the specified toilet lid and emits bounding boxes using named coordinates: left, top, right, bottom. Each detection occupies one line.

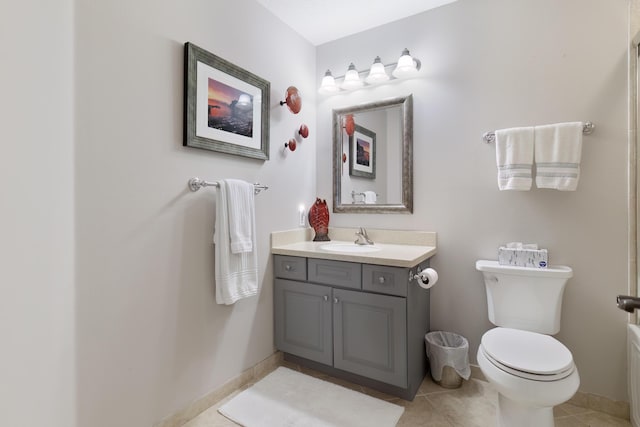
left=481, top=328, right=574, bottom=379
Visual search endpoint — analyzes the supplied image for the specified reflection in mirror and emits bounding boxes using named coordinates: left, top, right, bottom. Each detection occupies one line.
left=332, top=95, right=413, bottom=213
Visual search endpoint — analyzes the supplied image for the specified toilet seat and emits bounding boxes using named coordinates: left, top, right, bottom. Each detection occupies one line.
left=481, top=328, right=575, bottom=382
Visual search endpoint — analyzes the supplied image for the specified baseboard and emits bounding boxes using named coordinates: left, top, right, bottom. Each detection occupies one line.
left=567, top=390, right=630, bottom=420
left=153, top=352, right=283, bottom=427
left=469, top=363, right=630, bottom=421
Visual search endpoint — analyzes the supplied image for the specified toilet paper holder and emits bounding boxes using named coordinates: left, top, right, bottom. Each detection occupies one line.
left=409, top=267, right=438, bottom=290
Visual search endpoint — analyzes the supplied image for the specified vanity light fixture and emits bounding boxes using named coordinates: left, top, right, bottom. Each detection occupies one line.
left=319, top=49, right=421, bottom=95
left=392, top=48, right=421, bottom=79
left=341, top=63, right=364, bottom=90
left=365, top=56, right=390, bottom=84
left=319, top=70, right=339, bottom=95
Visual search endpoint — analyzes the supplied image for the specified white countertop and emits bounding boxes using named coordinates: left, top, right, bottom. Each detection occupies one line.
left=271, top=228, right=437, bottom=268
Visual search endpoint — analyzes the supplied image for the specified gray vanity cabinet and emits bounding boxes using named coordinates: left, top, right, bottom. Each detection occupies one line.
left=274, top=255, right=430, bottom=400
left=333, top=288, right=407, bottom=388
left=274, top=279, right=333, bottom=365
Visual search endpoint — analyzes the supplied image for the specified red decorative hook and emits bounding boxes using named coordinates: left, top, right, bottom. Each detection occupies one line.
left=284, top=138, right=297, bottom=151
left=298, top=124, right=309, bottom=138
left=343, top=114, right=355, bottom=136
left=279, top=86, right=302, bottom=114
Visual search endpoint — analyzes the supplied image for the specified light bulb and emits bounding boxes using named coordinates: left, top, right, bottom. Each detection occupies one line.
left=392, top=48, right=420, bottom=79
left=341, top=63, right=364, bottom=90
left=365, top=56, right=389, bottom=85
left=318, top=69, right=339, bottom=94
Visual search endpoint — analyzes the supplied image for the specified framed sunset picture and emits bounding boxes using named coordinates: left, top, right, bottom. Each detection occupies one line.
left=183, top=42, right=270, bottom=160
left=349, top=125, right=376, bottom=179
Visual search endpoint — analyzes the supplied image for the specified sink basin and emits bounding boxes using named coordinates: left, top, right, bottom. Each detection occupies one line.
left=319, top=243, right=382, bottom=253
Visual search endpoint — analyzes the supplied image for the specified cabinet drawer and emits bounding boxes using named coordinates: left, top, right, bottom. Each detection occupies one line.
left=362, top=264, right=408, bottom=297
left=308, top=259, right=361, bottom=290
left=274, top=255, right=307, bottom=281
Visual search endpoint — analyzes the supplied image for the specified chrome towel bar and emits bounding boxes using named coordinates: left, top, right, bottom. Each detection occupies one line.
left=188, top=177, right=269, bottom=195
left=482, top=121, right=595, bottom=143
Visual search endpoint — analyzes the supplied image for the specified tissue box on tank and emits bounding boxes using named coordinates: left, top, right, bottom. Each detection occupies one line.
left=498, top=247, right=548, bottom=268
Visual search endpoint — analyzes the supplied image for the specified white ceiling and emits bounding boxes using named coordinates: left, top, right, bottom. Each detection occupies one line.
left=256, top=0, right=458, bottom=46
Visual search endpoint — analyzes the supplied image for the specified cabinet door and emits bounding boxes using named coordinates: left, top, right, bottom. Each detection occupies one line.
left=274, top=279, right=333, bottom=365
left=333, top=288, right=407, bottom=388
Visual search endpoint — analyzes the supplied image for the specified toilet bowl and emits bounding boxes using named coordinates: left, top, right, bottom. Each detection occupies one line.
left=477, top=328, right=580, bottom=426
left=476, top=260, right=579, bottom=427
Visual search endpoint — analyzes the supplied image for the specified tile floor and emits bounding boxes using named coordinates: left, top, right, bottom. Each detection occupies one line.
left=184, top=361, right=631, bottom=427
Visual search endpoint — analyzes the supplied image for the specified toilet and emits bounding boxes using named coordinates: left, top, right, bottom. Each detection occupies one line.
left=475, top=260, right=580, bottom=427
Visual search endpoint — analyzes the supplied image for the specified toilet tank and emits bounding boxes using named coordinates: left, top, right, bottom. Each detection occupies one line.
left=475, top=260, right=573, bottom=334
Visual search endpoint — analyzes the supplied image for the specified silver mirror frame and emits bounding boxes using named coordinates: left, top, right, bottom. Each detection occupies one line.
left=332, top=95, right=413, bottom=213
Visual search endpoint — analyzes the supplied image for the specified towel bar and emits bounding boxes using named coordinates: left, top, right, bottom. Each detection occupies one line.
left=482, top=121, right=595, bottom=143
left=188, top=177, right=268, bottom=195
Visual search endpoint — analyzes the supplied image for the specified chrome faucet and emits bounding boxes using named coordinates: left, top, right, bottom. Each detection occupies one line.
left=354, top=227, right=374, bottom=245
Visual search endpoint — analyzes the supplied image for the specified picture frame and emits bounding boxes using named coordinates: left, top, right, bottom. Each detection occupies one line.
left=349, top=125, right=376, bottom=179
left=184, top=42, right=270, bottom=160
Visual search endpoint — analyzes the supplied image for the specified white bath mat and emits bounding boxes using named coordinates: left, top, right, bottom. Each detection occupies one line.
left=218, top=367, right=404, bottom=427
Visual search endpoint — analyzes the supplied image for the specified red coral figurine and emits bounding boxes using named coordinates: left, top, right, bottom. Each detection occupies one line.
left=308, top=198, right=330, bottom=241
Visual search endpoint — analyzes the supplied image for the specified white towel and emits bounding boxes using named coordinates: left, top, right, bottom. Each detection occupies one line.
left=495, top=126, right=534, bottom=191
left=363, top=191, right=377, bottom=204
left=226, top=179, right=255, bottom=253
left=534, top=122, right=583, bottom=191
left=213, top=179, right=258, bottom=305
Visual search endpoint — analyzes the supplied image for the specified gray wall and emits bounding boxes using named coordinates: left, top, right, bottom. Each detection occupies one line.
left=317, top=0, right=629, bottom=401
left=1, top=1, right=632, bottom=426
left=75, top=0, right=316, bottom=426
left=0, top=1, right=76, bottom=426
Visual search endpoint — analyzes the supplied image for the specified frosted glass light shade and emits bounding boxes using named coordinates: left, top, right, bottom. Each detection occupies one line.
left=392, top=48, right=420, bottom=79
left=318, top=70, right=339, bottom=94
left=365, top=56, right=389, bottom=85
left=341, top=63, right=363, bottom=90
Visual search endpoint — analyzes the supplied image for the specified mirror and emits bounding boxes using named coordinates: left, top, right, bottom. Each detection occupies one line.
left=332, top=95, right=413, bottom=213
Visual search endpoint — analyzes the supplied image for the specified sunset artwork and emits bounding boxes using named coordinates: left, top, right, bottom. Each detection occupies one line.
left=349, top=125, right=375, bottom=178
left=356, top=137, right=370, bottom=166
left=185, top=43, right=269, bottom=159
left=207, top=78, right=253, bottom=138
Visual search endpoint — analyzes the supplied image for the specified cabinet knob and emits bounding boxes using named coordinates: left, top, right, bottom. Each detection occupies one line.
left=378, top=276, right=386, bottom=284
left=333, top=297, right=339, bottom=304
left=323, top=295, right=328, bottom=301
left=284, top=264, right=291, bottom=271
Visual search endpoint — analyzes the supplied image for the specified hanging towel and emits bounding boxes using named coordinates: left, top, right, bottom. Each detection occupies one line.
left=363, top=191, right=377, bottom=204
left=534, top=122, right=583, bottom=191
left=495, top=126, right=534, bottom=191
left=213, top=179, right=258, bottom=305
left=226, top=179, right=255, bottom=253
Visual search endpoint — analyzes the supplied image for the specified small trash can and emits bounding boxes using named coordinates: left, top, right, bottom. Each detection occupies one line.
left=425, top=331, right=471, bottom=389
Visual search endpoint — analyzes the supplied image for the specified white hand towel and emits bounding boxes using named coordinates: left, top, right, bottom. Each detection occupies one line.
left=213, top=179, right=258, bottom=305
left=534, top=122, right=583, bottom=191
left=495, top=127, right=534, bottom=191
left=363, top=191, right=377, bottom=204
left=225, top=179, right=255, bottom=254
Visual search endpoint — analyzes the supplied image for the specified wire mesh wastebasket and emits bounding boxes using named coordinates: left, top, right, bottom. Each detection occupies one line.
left=425, top=331, right=471, bottom=389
